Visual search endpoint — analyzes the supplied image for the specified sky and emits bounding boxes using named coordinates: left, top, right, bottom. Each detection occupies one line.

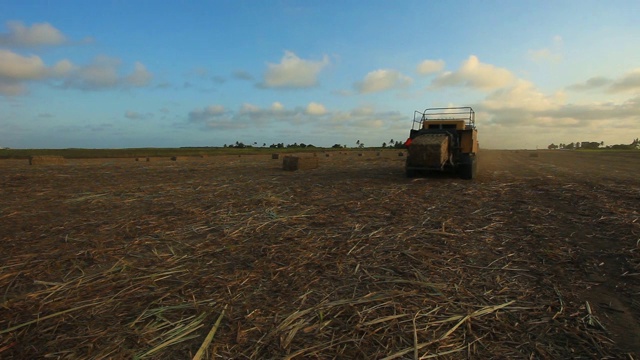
left=1, top=0, right=639, bottom=149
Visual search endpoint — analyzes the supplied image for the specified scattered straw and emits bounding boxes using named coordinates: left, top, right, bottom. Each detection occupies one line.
left=0, top=150, right=638, bottom=358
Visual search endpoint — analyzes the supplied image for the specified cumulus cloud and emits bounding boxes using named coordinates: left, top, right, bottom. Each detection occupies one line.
left=124, top=111, right=153, bottom=120
left=355, top=69, right=413, bottom=93
left=305, top=102, right=327, bottom=115
left=431, top=55, right=515, bottom=90
left=212, top=76, right=226, bottom=84
left=416, top=59, right=445, bottom=75
left=240, top=103, right=260, bottom=114
left=0, top=81, right=25, bottom=96
left=567, top=69, right=640, bottom=94
left=185, top=102, right=406, bottom=143
left=233, top=70, right=254, bottom=81
left=351, top=106, right=374, bottom=116
left=187, top=67, right=209, bottom=78
left=528, top=48, right=562, bottom=62
left=0, top=50, right=74, bottom=95
left=528, top=35, right=563, bottom=63
left=261, top=51, right=329, bottom=88
left=0, top=51, right=152, bottom=94
left=271, top=102, right=284, bottom=111
left=125, top=62, right=153, bottom=87
left=609, top=69, right=640, bottom=93
left=0, top=50, right=48, bottom=80
left=64, top=56, right=119, bottom=89
left=567, top=76, right=611, bottom=91
left=61, top=56, right=153, bottom=90
left=188, top=105, right=226, bottom=122
left=483, top=79, right=564, bottom=112
left=477, top=75, right=640, bottom=144
left=538, top=97, right=640, bottom=122
left=0, top=21, right=67, bottom=47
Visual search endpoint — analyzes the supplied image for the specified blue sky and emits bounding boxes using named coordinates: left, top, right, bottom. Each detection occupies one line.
left=1, top=0, right=639, bottom=149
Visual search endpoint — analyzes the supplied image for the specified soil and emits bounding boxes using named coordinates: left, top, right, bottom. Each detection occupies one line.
left=1, top=150, right=639, bottom=359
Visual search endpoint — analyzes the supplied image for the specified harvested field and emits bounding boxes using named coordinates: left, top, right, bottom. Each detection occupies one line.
left=28, top=155, right=66, bottom=165
left=1, top=150, right=639, bottom=359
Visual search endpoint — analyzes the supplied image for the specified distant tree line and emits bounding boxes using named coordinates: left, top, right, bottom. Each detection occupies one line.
left=548, top=138, right=639, bottom=150
left=223, top=141, right=316, bottom=149
left=222, top=138, right=409, bottom=149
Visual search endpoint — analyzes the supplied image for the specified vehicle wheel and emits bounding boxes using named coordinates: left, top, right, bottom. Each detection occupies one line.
left=406, top=168, right=416, bottom=178
left=405, top=158, right=416, bottom=178
left=471, top=155, right=477, bottom=178
left=458, top=154, right=476, bottom=180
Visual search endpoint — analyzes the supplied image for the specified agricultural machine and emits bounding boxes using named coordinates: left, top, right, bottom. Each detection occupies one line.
left=405, top=107, right=478, bottom=179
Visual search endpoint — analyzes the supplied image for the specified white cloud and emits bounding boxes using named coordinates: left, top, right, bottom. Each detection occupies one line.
left=477, top=75, right=640, bottom=147
left=416, top=59, right=445, bottom=75
left=271, top=102, right=284, bottom=111
left=240, top=103, right=260, bottom=114
left=355, top=69, right=413, bottom=93
left=528, top=35, right=563, bottom=63
left=188, top=105, right=226, bottom=122
left=51, top=60, right=74, bottom=77
left=66, top=56, right=119, bottom=88
left=483, top=79, right=564, bottom=112
left=0, top=21, right=67, bottom=47
left=0, top=50, right=47, bottom=80
left=351, top=106, right=374, bottom=116
left=431, top=55, right=515, bottom=90
left=479, top=94, right=640, bottom=149
left=0, top=49, right=73, bottom=95
left=124, top=111, right=153, bottom=120
left=261, top=51, right=329, bottom=88
left=233, top=70, right=254, bottom=81
left=305, top=102, right=327, bottom=115
left=609, top=69, right=640, bottom=93
left=528, top=48, right=562, bottom=62
left=567, top=76, right=611, bottom=91
left=61, top=56, right=153, bottom=90
left=567, top=69, right=640, bottom=94
left=182, top=102, right=409, bottom=147
left=125, top=62, right=152, bottom=87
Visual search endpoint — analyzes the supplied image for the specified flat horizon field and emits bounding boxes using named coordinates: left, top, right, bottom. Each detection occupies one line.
left=1, top=150, right=639, bottom=358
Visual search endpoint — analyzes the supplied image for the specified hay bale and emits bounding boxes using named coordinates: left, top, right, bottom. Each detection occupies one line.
left=135, top=158, right=139, bottom=161
left=409, top=134, right=449, bottom=167
left=146, top=157, right=151, bottom=162
left=398, top=152, right=404, bottom=157
left=282, top=156, right=319, bottom=171
left=358, top=153, right=363, bottom=157
left=529, top=152, right=539, bottom=158
left=376, top=152, right=381, bottom=156
left=272, top=153, right=280, bottom=159
left=29, top=155, right=66, bottom=165
left=170, top=156, right=178, bottom=161
left=325, top=153, right=330, bottom=157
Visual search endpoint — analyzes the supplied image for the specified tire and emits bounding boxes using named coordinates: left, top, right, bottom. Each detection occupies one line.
left=406, top=168, right=416, bottom=178
left=458, top=154, right=476, bottom=180
left=405, top=158, right=416, bottom=178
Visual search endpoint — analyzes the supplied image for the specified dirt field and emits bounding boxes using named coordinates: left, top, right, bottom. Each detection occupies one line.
left=1, top=150, right=639, bottom=359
